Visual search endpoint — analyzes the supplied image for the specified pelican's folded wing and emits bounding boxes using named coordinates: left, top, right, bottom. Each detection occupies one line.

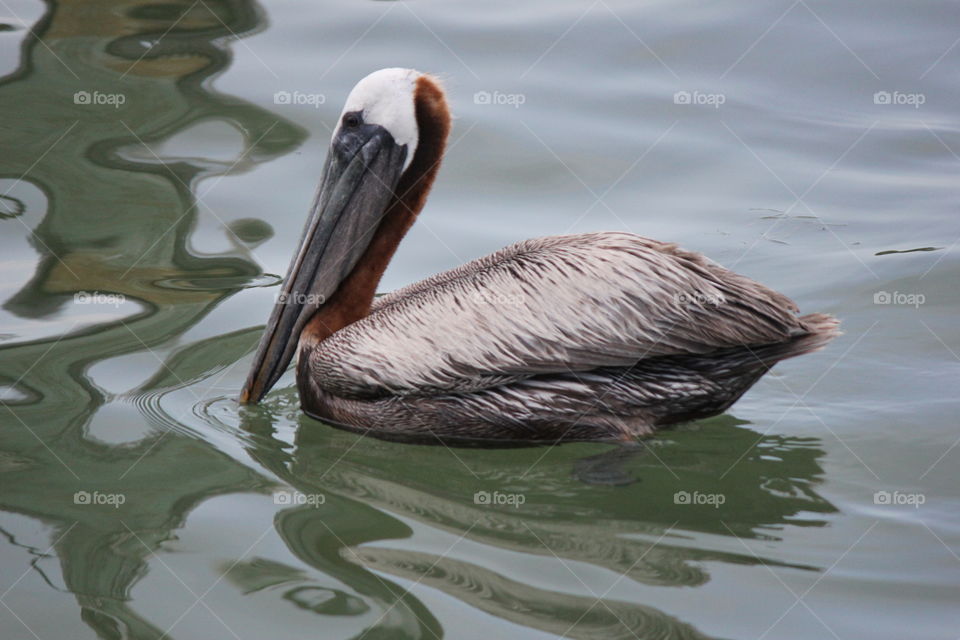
left=312, top=232, right=807, bottom=398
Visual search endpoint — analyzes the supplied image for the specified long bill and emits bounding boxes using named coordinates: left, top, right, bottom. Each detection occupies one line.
left=239, top=124, right=407, bottom=404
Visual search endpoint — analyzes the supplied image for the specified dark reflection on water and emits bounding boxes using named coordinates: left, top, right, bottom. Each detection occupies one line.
left=0, top=2, right=840, bottom=639
left=0, top=0, right=301, bottom=637
left=232, top=396, right=834, bottom=639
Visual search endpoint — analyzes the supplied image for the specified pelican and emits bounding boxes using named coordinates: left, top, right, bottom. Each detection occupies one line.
left=239, top=68, right=839, bottom=441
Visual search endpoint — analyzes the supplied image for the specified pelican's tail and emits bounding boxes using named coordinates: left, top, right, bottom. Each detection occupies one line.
left=786, top=312, right=842, bottom=359
left=649, top=313, right=841, bottom=428
left=709, top=312, right=841, bottom=374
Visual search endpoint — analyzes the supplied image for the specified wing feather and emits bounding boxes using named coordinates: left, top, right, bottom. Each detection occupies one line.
left=313, top=232, right=806, bottom=398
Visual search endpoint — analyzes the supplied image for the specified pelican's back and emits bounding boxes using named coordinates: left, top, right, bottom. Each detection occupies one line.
left=297, top=232, right=838, bottom=439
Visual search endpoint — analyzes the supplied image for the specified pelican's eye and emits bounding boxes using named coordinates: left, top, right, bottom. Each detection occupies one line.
left=342, top=111, right=362, bottom=129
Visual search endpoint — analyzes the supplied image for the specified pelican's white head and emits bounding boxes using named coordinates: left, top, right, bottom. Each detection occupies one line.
left=336, top=68, right=422, bottom=170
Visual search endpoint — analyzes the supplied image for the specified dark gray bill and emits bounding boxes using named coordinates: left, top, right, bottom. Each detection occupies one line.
left=240, top=124, right=407, bottom=404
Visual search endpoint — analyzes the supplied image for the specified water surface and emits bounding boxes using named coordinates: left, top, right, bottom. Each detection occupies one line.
left=1, top=1, right=958, bottom=638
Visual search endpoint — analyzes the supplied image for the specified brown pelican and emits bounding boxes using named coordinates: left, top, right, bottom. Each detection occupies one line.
left=239, top=68, right=839, bottom=441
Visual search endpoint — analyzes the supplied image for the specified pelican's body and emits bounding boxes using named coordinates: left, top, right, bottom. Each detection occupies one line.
left=241, top=68, right=839, bottom=441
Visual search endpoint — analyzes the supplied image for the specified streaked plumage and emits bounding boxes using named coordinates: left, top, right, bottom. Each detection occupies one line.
left=241, top=68, right=839, bottom=441
left=300, top=232, right=837, bottom=439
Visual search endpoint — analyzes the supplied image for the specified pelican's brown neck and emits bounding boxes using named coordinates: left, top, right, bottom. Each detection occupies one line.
left=299, top=75, right=451, bottom=351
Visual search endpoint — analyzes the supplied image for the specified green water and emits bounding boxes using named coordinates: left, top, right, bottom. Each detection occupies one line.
left=1, top=1, right=958, bottom=638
